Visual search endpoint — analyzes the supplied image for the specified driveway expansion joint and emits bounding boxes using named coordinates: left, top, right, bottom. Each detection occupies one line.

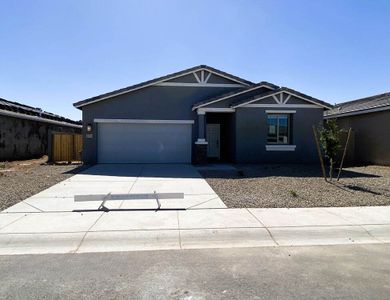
left=2, top=164, right=390, bottom=255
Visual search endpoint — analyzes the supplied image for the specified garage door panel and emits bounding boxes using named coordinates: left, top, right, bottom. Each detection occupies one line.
left=98, top=123, right=192, bottom=163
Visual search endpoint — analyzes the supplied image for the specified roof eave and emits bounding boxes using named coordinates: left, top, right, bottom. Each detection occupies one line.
left=324, top=104, right=390, bottom=118
left=73, top=65, right=254, bottom=109
left=191, top=82, right=277, bottom=111
left=230, top=88, right=333, bottom=109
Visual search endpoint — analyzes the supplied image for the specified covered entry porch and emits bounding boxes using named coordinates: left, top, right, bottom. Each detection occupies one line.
left=194, top=108, right=235, bottom=164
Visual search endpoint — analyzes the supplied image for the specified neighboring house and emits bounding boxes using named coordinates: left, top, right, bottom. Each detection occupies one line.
left=325, top=92, right=390, bottom=166
left=0, top=98, right=81, bottom=161
left=73, top=65, right=332, bottom=164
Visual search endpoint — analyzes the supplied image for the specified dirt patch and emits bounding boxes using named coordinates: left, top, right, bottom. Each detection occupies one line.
left=0, top=156, right=84, bottom=211
left=200, top=164, right=390, bottom=208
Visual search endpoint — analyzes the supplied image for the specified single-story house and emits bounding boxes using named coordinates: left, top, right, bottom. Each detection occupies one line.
left=325, top=92, right=390, bottom=166
left=73, top=65, right=332, bottom=164
left=0, top=98, right=81, bottom=161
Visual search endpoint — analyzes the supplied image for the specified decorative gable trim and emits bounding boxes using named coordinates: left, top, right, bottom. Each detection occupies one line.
left=272, top=93, right=291, bottom=104
left=232, top=90, right=331, bottom=109
left=192, top=83, right=276, bottom=110
left=245, top=104, right=321, bottom=108
left=156, top=82, right=244, bottom=88
left=73, top=65, right=252, bottom=108
left=156, top=68, right=247, bottom=88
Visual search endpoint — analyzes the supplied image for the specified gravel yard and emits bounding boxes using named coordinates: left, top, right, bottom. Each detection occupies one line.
left=199, top=164, right=390, bottom=208
left=0, top=157, right=83, bottom=211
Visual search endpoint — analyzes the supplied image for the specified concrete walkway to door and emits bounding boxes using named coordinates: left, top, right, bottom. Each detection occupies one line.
left=3, top=164, right=227, bottom=213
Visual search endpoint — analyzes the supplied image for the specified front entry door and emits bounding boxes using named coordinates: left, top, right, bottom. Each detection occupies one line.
left=207, top=124, right=220, bottom=158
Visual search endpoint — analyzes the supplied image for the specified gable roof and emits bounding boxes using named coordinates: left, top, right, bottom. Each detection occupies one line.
left=324, top=92, right=390, bottom=118
left=192, top=81, right=278, bottom=110
left=0, top=97, right=81, bottom=127
left=230, top=87, right=333, bottom=109
left=73, top=65, right=254, bottom=109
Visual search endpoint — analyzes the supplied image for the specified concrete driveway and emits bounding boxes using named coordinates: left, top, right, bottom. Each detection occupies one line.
left=4, top=164, right=226, bottom=213
left=1, top=164, right=390, bottom=255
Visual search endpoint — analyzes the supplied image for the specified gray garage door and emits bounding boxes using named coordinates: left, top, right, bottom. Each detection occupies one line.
left=97, top=122, right=192, bottom=163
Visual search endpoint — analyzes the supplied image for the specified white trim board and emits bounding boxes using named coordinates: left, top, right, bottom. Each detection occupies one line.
left=195, top=139, right=208, bottom=145
left=266, top=110, right=296, bottom=114
left=156, top=82, right=244, bottom=88
left=266, top=145, right=296, bottom=151
left=324, top=105, right=390, bottom=119
left=194, top=70, right=212, bottom=83
left=0, top=109, right=81, bottom=128
left=197, top=108, right=235, bottom=114
left=74, top=67, right=251, bottom=108
left=243, top=104, right=322, bottom=108
left=232, top=91, right=330, bottom=109
left=192, top=84, right=276, bottom=110
left=94, top=118, right=194, bottom=124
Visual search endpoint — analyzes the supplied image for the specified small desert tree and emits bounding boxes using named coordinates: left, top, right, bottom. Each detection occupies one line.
left=319, top=119, right=341, bottom=180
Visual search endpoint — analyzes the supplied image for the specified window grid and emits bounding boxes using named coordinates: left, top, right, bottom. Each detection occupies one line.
left=267, top=114, right=290, bottom=145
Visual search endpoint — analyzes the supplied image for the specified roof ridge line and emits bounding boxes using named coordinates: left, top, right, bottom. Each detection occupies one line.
left=335, top=91, right=390, bottom=107
left=73, top=64, right=254, bottom=109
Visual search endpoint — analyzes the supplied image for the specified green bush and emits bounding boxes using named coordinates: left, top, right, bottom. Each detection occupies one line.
left=319, top=119, right=341, bottom=180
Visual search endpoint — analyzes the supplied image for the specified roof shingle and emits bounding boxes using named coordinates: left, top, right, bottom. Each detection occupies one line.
left=73, top=65, right=254, bottom=108
left=325, top=92, right=390, bottom=117
left=0, top=98, right=81, bottom=125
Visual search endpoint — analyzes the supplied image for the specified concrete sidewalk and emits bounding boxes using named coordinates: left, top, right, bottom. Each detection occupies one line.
left=1, top=206, right=389, bottom=255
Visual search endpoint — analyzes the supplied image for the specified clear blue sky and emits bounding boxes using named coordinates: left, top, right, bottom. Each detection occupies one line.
left=1, top=0, right=389, bottom=120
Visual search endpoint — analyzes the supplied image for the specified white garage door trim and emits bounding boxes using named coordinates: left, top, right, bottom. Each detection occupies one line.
left=94, top=118, right=194, bottom=124
left=96, top=119, right=193, bottom=164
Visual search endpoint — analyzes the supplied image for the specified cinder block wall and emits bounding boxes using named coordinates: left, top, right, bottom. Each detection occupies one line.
left=0, top=115, right=81, bottom=161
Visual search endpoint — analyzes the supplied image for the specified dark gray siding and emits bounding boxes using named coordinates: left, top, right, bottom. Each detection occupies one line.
left=287, top=96, right=313, bottom=105
left=81, top=85, right=238, bottom=164
left=167, top=73, right=199, bottom=83
left=166, top=72, right=241, bottom=84
left=234, top=107, right=324, bottom=163
left=335, top=110, right=390, bottom=166
left=0, top=115, right=80, bottom=161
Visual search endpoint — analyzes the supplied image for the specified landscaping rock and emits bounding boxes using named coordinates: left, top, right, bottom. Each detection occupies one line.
left=200, top=164, right=390, bottom=208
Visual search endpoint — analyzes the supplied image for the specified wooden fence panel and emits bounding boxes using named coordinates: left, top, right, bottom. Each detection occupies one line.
left=52, top=133, right=83, bottom=163
left=73, top=134, right=83, bottom=161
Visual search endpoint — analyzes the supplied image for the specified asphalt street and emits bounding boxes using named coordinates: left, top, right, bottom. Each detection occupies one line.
left=1, top=244, right=389, bottom=299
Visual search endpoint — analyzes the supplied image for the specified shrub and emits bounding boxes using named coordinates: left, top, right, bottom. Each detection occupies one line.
left=319, top=119, right=341, bottom=180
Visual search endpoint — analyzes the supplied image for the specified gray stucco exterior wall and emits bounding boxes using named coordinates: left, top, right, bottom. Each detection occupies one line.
left=78, top=71, right=329, bottom=165
left=234, top=107, right=324, bottom=163
left=81, top=85, right=239, bottom=164
left=0, top=115, right=81, bottom=161
left=335, top=110, right=390, bottom=166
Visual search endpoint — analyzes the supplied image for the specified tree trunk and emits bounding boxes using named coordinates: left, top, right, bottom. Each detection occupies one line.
left=329, top=158, right=334, bottom=181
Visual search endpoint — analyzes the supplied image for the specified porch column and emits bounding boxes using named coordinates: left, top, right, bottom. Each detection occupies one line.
left=197, top=111, right=206, bottom=142
left=194, top=109, right=208, bottom=164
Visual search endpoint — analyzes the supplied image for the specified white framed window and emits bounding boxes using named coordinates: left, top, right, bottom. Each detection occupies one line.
left=266, top=114, right=290, bottom=144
